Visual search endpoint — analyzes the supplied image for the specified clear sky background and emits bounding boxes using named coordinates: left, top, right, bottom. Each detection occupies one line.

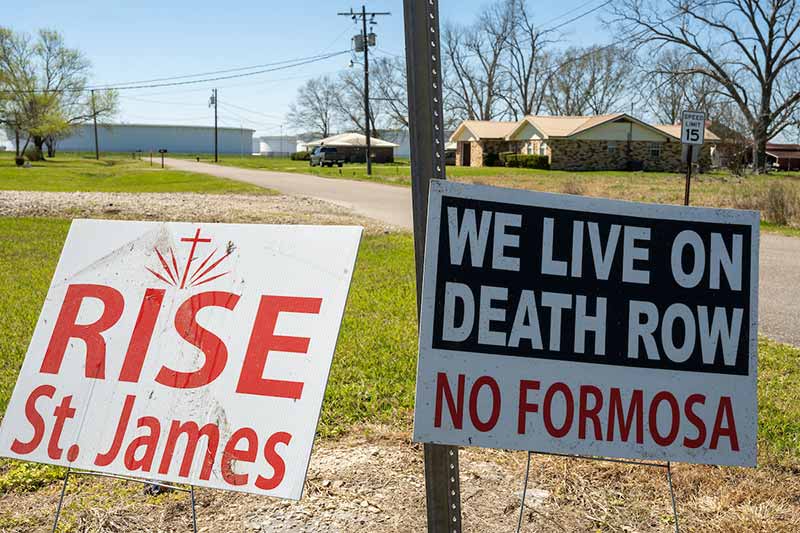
left=11, top=0, right=610, bottom=136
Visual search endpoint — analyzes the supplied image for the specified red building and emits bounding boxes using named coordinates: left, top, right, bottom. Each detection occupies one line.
left=766, top=143, right=800, bottom=170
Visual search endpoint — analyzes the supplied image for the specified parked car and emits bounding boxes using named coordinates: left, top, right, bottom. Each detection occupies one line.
left=310, top=146, right=346, bottom=167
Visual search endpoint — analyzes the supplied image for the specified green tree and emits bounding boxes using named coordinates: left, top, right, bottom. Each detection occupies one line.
left=0, top=27, right=117, bottom=160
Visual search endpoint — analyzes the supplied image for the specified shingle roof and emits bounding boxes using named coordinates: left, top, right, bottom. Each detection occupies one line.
left=451, top=114, right=721, bottom=143
left=306, top=132, right=399, bottom=148
left=521, top=114, right=624, bottom=137
left=456, top=120, right=519, bottom=140
left=653, top=124, right=721, bottom=142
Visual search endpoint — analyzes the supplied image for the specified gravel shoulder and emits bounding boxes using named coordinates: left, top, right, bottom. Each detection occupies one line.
left=0, top=425, right=797, bottom=532
left=0, top=190, right=399, bottom=235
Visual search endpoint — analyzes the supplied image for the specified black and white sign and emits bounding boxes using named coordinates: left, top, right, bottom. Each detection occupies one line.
left=413, top=181, right=759, bottom=467
left=681, top=111, right=706, bottom=145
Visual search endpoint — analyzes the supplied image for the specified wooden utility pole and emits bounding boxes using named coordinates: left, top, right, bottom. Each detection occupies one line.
left=91, top=89, right=99, bottom=160
left=361, top=6, right=372, bottom=175
left=338, top=6, right=390, bottom=176
left=402, top=1, right=462, bottom=531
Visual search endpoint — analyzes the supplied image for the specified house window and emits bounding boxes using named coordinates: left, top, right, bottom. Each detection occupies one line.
left=649, top=142, right=661, bottom=158
left=539, top=142, right=548, bottom=156
left=527, top=142, right=534, bottom=155
left=607, top=141, right=618, bottom=154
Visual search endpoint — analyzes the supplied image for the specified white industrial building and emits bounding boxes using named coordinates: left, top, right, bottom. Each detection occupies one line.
left=255, top=135, right=299, bottom=156
left=3, top=123, right=255, bottom=155
left=0, top=128, right=13, bottom=152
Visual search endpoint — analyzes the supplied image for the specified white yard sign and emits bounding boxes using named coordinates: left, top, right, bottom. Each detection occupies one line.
left=413, top=181, right=759, bottom=467
left=681, top=110, right=706, bottom=145
left=0, top=220, right=361, bottom=499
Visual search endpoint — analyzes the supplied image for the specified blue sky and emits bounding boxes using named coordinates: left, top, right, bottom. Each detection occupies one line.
left=11, top=0, right=609, bottom=135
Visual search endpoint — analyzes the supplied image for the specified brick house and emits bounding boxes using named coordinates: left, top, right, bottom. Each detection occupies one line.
left=451, top=114, right=719, bottom=171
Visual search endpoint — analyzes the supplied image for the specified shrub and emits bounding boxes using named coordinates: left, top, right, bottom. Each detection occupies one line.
left=517, top=154, right=550, bottom=169
left=483, top=152, right=502, bottom=167
left=290, top=151, right=310, bottom=161
left=499, top=152, right=516, bottom=166
left=14, top=156, right=25, bottom=167
left=497, top=153, right=550, bottom=169
left=762, top=182, right=799, bottom=226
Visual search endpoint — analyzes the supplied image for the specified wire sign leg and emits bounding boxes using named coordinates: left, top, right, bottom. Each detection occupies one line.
left=51, top=467, right=71, bottom=533
left=667, top=461, right=680, bottom=533
left=516, top=452, right=532, bottom=533
left=190, top=485, right=198, bottom=533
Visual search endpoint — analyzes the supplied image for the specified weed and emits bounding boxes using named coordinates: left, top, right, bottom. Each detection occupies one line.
left=762, top=182, right=799, bottom=225
left=561, top=179, right=586, bottom=195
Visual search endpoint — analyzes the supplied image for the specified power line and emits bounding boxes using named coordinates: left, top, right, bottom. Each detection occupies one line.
left=542, top=5, right=702, bottom=76
left=218, top=100, right=285, bottom=120
left=118, top=95, right=209, bottom=107
left=546, top=0, right=614, bottom=33
left=89, top=51, right=350, bottom=89
left=537, top=0, right=609, bottom=29
left=96, top=50, right=350, bottom=91
left=0, top=50, right=349, bottom=94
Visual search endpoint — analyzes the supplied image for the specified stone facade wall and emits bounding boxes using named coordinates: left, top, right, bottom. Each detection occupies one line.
left=454, top=140, right=484, bottom=167
left=456, top=137, right=712, bottom=172
left=548, top=139, right=710, bottom=172
left=480, top=140, right=512, bottom=165
left=456, top=140, right=513, bottom=167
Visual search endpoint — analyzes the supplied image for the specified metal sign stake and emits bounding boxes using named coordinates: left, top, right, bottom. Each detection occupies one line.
left=190, top=485, right=198, bottom=532
left=51, top=467, right=71, bottom=533
left=50, top=469, right=198, bottom=532
left=402, top=0, right=462, bottom=531
left=516, top=452, right=532, bottom=533
left=521, top=452, right=681, bottom=532
left=667, top=462, right=680, bottom=533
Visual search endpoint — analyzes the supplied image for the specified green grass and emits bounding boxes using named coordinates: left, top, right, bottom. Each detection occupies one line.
left=0, top=218, right=796, bottom=490
left=761, top=221, right=800, bottom=238
left=0, top=152, right=272, bottom=194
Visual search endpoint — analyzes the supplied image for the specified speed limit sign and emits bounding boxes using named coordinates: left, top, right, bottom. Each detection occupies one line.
left=681, top=110, right=706, bottom=145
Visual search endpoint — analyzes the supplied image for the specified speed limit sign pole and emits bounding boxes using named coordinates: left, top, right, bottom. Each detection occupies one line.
left=684, top=144, right=693, bottom=205
left=681, top=110, right=706, bottom=205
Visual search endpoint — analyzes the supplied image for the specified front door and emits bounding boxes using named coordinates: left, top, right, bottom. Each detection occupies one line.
left=462, top=142, right=471, bottom=166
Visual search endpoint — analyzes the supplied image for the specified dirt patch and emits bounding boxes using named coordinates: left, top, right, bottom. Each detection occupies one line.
left=0, top=191, right=398, bottom=235
left=0, top=426, right=797, bottom=532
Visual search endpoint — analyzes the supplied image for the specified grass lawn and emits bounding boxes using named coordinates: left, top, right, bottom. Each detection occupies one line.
left=0, top=152, right=272, bottom=195
left=0, top=218, right=796, bottom=484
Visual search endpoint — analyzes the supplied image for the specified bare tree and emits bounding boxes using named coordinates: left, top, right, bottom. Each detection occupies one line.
left=612, top=0, right=800, bottom=172
left=638, top=48, right=730, bottom=125
left=287, top=75, right=338, bottom=138
left=500, top=0, right=554, bottom=118
left=0, top=28, right=117, bottom=160
left=442, top=0, right=514, bottom=121
left=372, top=56, right=408, bottom=128
left=546, top=45, right=633, bottom=115
left=545, top=49, right=593, bottom=115
left=332, top=68, right=386, bottom=136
